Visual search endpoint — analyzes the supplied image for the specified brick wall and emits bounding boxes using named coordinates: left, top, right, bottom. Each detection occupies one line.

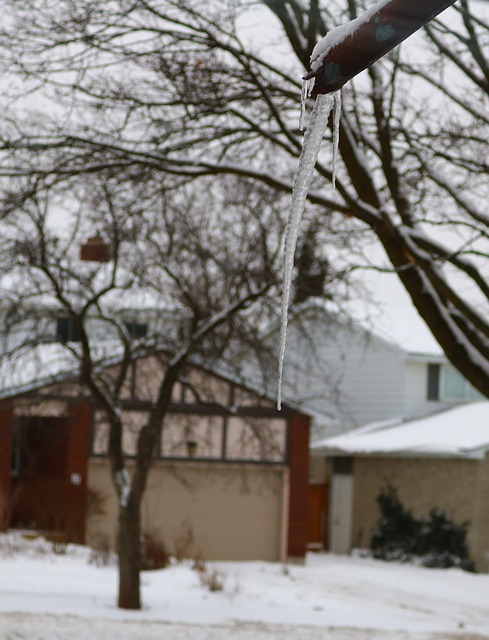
left=351, top=456, right=483, bottom=566
left=472, top=454, right=489, bottom=572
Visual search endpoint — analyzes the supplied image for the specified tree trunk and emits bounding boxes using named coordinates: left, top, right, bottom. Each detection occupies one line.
left=117, top=498, right=142, bottom=609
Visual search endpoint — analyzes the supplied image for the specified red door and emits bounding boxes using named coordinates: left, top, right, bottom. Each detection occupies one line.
left=307, top=482, right=329, bottom=551
left=10, top=404, right=91, bottom=543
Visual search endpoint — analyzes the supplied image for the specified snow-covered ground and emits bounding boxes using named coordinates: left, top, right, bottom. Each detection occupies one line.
left=0, top=533, right=488, bottom=639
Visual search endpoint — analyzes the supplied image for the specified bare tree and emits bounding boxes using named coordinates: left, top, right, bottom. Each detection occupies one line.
left=1, top=1, right=488, bottom=399
left=0, top=172, right=293, bottom=609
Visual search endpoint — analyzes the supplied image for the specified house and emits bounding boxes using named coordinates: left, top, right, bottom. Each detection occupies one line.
left=0, top=346, right=311, bottom=563
left=312, top=402, right=489, bottom=572
left=271, top=302, right=485, bottom=553
left=1, top=290, right=482, bottom=561
left=278, top=302, right=482, bottom=438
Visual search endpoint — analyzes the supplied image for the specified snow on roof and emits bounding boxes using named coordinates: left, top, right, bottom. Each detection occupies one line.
left=312, top=402, right=489, bottom=459
left=342, top=271, right=444, bottom=356
left=0, top=342, right=123, bottom=400
left=0, top=340, right=318, bottom=417
left=0, top=344, right=80, bottom=399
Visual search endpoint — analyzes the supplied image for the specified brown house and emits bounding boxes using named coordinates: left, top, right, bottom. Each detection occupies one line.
left=0, top=352, right=311, bottom=562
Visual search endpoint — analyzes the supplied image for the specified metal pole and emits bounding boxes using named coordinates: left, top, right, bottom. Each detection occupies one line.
left=307, top=0, right=458, bottom=95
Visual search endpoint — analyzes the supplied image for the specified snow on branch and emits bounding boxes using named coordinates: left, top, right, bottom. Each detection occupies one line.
left=115, top=468, right=131, bottom=508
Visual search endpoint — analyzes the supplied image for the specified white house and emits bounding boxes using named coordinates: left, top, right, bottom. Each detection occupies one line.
left=269, top=302, right=485, bottom=553
left=277, top=302, right=482, bottom=439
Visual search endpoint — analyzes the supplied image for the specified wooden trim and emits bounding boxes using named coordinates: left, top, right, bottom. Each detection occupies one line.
left=287, top=411, right=310, bottom=559
left=0, top=402, right=14, bottom=531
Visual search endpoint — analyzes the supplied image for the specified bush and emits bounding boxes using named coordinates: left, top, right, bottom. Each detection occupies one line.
left=192, top=559, right=226, bottom=592
left=88, top=535, right=117, bottom=567
left=141, top=531, right=171, bottom=571
left=370, top=484, right=475, bottom=571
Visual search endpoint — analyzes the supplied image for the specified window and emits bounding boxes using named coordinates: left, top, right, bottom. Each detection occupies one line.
left=333, top=457, right=353, bottom=474
left=426, top=363, right=483, bottom=402
left=56, top=317, right=81, bottom=343
left=11, top=420, right=21, bottom=478
left=441, top=366, right=483, bottom=401
left=124, top=322, right=148, bottom=339
left=427, top=363, right=440, bottom=401
left=225, top=417, right=286, bottom=462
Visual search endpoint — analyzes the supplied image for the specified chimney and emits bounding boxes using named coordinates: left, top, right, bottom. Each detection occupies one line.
left=80, top=236, right=111, bottom=262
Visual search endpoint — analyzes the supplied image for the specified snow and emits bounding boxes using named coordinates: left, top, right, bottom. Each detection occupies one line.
left=0, top=341, right=124, bottom=400
left=309, top=0, right=394, bottom=74
left=1, top=533, right=489, bottom=639
left=278, top=93, right=335, bottom=409
left=313, top=401, right=489, bottom=458
left=0, top=344, right=80, bottom=399
left=115, top=469, right=131, bottom=507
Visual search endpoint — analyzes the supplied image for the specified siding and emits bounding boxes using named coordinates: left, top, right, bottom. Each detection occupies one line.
left=283, top=312, right=405, bottom=432
left=403, top=360, right=453, bottom=418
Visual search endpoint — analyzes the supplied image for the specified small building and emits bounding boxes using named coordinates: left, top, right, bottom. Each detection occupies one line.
left=312, top=402, right=489, bottom=571
left=0, top=348, right=311, bottom=563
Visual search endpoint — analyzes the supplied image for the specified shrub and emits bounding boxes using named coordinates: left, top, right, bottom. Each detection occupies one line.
left=88, top=534, right=117, bottom=567
left=370, top=484, right=475, bottom=571
left=192, top=559, right=226, bottom=592
left=141, top=531, right=171, bottom=571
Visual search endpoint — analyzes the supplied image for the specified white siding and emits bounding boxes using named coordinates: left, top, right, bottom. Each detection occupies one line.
left=403, top=360, right=452, bottom=419
left=282, top=311, right=405, bottom=434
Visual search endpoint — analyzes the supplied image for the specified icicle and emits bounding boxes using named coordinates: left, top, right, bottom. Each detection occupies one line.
left=277, top=93, right=335, bottom=410
left=299, top=77, right=312, bottom=132
left=331, top=90, right=342, bottom=189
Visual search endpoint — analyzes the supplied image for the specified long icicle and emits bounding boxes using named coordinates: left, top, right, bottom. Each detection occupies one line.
left=277, top=93, right=335, bottom=409
left=332, top=90, right=342, bottom=188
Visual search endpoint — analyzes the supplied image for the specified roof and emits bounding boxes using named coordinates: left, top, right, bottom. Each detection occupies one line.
left=274, top=298, right=444, bottom=362
left=312, top=402, right=489, bottom=459
left=0, top=342, right=119, bottom=400
left=0, top=341, right=322, bottom=419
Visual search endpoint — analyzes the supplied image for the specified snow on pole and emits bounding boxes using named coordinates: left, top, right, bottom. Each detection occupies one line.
left=277, top=93, right=335, bottom=410
left=305, top=0, right=458, bottom=95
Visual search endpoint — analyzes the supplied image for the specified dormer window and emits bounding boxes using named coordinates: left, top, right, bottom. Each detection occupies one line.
left=124, top=322, right=148, bottom=339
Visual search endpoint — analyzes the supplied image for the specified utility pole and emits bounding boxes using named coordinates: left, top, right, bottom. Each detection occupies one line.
left=306, top=0, right=458, bottom=94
